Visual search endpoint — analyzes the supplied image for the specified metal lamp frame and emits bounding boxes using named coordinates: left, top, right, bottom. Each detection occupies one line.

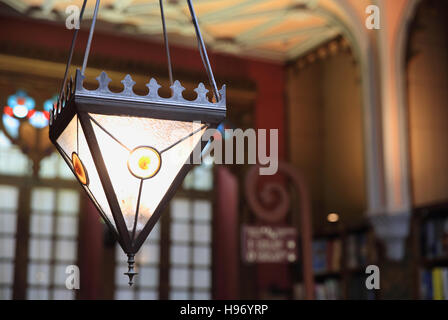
left=49, top=0, right=226, bottom=285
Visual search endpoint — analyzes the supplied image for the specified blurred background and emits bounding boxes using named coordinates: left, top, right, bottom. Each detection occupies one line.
left=0, top=0, right=447, bottom=300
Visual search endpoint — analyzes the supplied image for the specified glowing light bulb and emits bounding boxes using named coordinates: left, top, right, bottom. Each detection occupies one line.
left=327, top=212, right=339, bottom=223
left=127, top=146, right=161, bottom=179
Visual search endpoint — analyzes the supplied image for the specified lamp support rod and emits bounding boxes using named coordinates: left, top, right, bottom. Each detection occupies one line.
left=186, top=0, right=220, bottom=102
left=81, top=0, right=101, bottom=76
left=59, top=0, right=88, bottom=99
left=159, top=0, right=173, bottom=86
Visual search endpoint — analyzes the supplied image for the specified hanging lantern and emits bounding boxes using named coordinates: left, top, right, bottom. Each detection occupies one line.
left=49, top=0, right=226, bottom=285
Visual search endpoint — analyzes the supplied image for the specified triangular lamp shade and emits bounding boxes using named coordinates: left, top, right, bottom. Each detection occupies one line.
left=50, top=69, right=225, bottom=284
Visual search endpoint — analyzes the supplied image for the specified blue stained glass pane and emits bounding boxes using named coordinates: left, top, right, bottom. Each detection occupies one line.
left=7, top=90, right=35, bottom=119
left=29, top=111, right=49, bottom=129
left=2, top=114, right=19, bottom=138
left=43, top=96, right=57, bottom=112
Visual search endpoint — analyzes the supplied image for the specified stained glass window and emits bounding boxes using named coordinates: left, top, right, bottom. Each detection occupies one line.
left=2, top=91, right=56, bottom=137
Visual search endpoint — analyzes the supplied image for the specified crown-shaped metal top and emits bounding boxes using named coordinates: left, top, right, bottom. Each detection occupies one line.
left=50, top=69, right=226, bottom=128
left=75, top=70, right=225, bottom=108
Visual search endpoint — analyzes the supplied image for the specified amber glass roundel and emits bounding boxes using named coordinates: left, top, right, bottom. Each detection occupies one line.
left=72, top=152, right=89, bottom=185
left=127, top=146, right=161, bottom=179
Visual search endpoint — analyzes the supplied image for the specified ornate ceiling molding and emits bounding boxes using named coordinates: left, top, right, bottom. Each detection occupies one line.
left=0, top=0, right=352, bottom=61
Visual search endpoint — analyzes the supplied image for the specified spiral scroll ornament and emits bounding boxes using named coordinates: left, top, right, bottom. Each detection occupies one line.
left=244, top=161, right=315, bottom=299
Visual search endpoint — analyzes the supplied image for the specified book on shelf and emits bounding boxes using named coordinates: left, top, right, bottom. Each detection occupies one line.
left=312, top=238, right=342, bottom=274
left=422, top=217, right=448, bottom=259
left=421, top=267, right=448, bottom=300
left=312, top=240, right=328, bottom=274
left=315, top=279, right=341, bottom=300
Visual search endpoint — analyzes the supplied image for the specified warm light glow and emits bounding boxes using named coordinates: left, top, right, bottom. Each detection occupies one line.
left=72, top=152, right=89, bottom=185
left=57, top=116, right=118, bottom=232
left=127, top=146, right=161, bottom=179
left=90, top=113, right=207, bottom=235
left=327, top=212, right=339, bottom=223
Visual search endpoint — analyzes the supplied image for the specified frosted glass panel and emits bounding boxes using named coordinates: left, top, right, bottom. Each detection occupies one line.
left=193, top=291, right=211, bottom=300
left=139, top=266, right=158, bottom=287
left=193, top=269, right=210, bottom=289
left=56, top=115, right=77, bottom=159
left=54, top=264, right=69, bottom=286
left=171, top=199, right=190, bottom=220
left=170, top=290, right=189, bottom=300
left=193, top=247, right=211, bottom=266
left=0, top=238, right=15, bottom=259
left=0, top=287, right=12, bottom=300
left=56, top=216, right=77, bottom=237
left=28, top=263, right=50, bottom=285
left=193, top=225, right=211, bottom=243
left=90, top=113, right=206, bottom=236
left=193, top=200, right=212, bottom=221
left=0, top=186, right=18, bottom=210
left=138, top=290, right=157, bottom=300
left=29, top=239, right=52, bottom=260
left=171, top=223, right=190, bottom=242
left=39, top=152, right=58, bottom=179
left=55, top=240, right=77, bottom=261
left=57, top=116, right=117, bottom=232
left=30, top=214, right=53, bottom=236
left=27, top=288, right=49, bottom=300
left=116, top=289, right=134, bottom=300
left=31, top=188, right=54, bottom=212
left=0, top=262, right=13, bottom=284
left=53, top=289, right=75, bottom=300
left=170, top=267, right=189, bottom=288
left=0, top=132, right=30, bottom=176
left=0, top=213, right=16, bottom=233
left=57, top=190, right=79, bottom=214
left=91, top=118, right=140, bottom=232
left=170, top=245, right=190, bottom=264
left=91, top=114, right=204, bottom=153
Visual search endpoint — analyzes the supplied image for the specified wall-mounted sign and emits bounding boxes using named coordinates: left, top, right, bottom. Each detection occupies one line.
left=242, top=225, right=297, bottom=263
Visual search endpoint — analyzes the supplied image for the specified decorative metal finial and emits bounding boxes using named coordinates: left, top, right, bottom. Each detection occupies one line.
left=124, top=254, right=138, bottom=286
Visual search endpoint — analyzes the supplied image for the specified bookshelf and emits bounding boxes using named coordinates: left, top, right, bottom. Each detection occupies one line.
left=412, top=202, right=448, bottom=300
left=294, top=223, right=379, bottom=300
